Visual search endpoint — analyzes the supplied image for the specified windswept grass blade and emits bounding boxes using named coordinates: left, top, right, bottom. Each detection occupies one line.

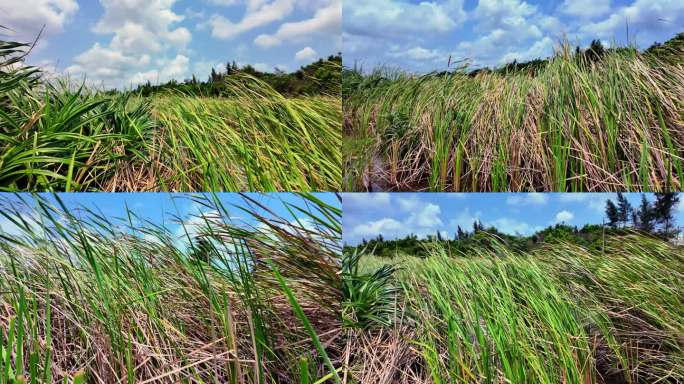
left=0, top=193, right=343, bottom=383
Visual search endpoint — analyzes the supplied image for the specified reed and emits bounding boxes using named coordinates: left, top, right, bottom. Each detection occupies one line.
left=344, top=43, right=684, bottom=191
left=1, top=34, right=341, bottom=192
left=0, top=193, right=343, bottom=383
left=346, top=235, right=684, bottom=383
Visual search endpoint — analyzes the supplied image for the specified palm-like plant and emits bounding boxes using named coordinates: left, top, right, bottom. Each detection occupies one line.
left=0, top=31, right=154, bottom=191
left=342, top=247, right=399, bottom=329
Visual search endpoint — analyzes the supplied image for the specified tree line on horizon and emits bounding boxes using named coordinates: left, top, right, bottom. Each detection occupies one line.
left=344, top=193, right=682, bottom=258
left=605, top=192, right=680, bottom=237
left=132, top=53, right=341, bottom=97
left=436, top=32, right=684, bottom=77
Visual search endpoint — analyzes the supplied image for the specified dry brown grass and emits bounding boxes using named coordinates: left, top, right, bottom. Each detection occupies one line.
left=344, top=47, right=684, bottom=192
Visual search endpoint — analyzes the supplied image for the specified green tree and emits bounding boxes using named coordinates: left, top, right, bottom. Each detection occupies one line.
left=645, top=32, right=684, bottom=64
left=209, top=67, right=219, bottom=83
left=605, top=199, right=619, bottom=228
left=473, top=220, right=483, bottom=233
left=616, top=192, right=632, bottom=227
left=456, top=225, right=466, bottom=240
left=653, top=193, right=680, bottom=239
left=190, top=237, right=214, bottom=263
left=587, top=39, right=606, bottom=61
left=631, top=208, right=639, bottom=229
left=638, top=194, right=655, bottom=233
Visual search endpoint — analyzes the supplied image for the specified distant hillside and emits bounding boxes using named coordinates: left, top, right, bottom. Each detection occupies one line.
left=645, top=32, right=684, bottom=64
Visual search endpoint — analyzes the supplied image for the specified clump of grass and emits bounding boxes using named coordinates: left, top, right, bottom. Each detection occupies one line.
left=1, top=34, right=341, bottom=192
left=344, top=43, right=684, bottom=192
left=0, top=34, right=153, bottom=192
left=0, top=192, right=343, bottom=383
left=341, top=247, right=399, bottom=329
left=347, top=235, right=684, bottom=383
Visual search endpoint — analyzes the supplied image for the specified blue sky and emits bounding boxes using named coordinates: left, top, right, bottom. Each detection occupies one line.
left=343, top=0, right=684, bottom=71
left=0, top=193, right=340, bottom=242
left=1, top=0, right=340, bottom=88
left=342, top=193, right=684, bottom=245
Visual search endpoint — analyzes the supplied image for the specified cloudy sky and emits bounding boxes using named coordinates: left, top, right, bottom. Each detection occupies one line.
left=342, top=193, right=684, bottom=245
left=344, top=0, right=684, bottom=71
left=0, top=0, right=341, bottom=88
left=0, top=193, right=340, bottom=242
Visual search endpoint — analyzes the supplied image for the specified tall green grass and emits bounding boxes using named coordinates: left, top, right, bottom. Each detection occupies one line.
left=141, top=80, right=341, bottom=191
left=1, top=34, right=341, bottom=192
left=347, top=235, right=684, bottom=383
left=0, top=193, right=343, bottom=383
left=344, top=44, right=684, bottom=192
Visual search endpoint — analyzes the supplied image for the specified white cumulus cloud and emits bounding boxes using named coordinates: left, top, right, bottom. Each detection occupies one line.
left=555, top=210, right=574, bottom=223
left=343, top=193, right=391, bottom=212
left=388, top=46, right=446, bottom=62
left=64, top=0, right=192, bottom=88
left=0, top=0, right=79, bottom=41
left=346, top=196, right=445, bottom=243
left=295, top=46, right=318, bottom=61
left=343, top=0, right=465, bottom=38
left=407, top=203, right=443, bottom=227
left=561, top=0, right=612, bottom=19
left=349, top=218, right=404, bottom=238
left=579, top=0, right=684, bottom=43
left=205, top=0, right=295, bottom=39
left=254, top=0, right=340, bottom=47
left=506, top=193, right=549, bottom=206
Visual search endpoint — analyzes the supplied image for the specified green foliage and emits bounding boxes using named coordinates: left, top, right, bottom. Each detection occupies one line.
left=0, top=33, right=39, bottom=93
left=645, top=32, right=684, bottom=64
left=349, top=234, right=425, bottom=258
left=190, top=236, right=214, bottom=263
left=616, top=192, right=632, bottom=226
left=134, top=55, right=342, bottom=98
left=653, top=192, right=681, bottom=239
left=341, top=247, right=399, bottom=329
left=604, top=192, right=680, bottom=239
left=270, top=261, right=341, bottom=384
left=344, top=225, right=555, bottom=257
left=532, top=223, right=611, bottom=252
left=345, top=192, right=683, bottom=258
left=0, top=36, right=154, bottom=191
left=605, top=199, right=619, bottom=227
left=638, top=194, right=656, bottom=232
left=149, top=81, right=341, bottom=191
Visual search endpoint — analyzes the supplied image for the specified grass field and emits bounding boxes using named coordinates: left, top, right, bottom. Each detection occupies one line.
left=0, top=193, right=343, bottom=383
left=344, top=43, right=684, bottom=192
left=1, top=37, right=341, bottom=192
left=344, top=235, right=684, bottom=383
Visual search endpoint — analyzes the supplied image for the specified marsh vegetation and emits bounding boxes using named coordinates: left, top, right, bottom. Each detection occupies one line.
left=0, top=193, right=343, bottom=383
left=343, top=36, right=684, bottom=192
left=0, top=34, right=341, bottom=192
